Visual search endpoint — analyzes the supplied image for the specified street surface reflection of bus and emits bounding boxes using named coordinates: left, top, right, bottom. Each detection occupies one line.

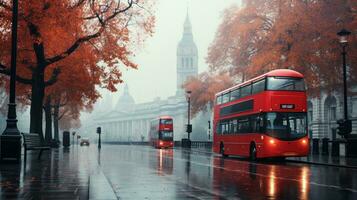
left=213, top=69, right=309, bottom=159
left=155, top=149, right=173, bottom=175
left=149, top=116, right=174, bottom=149
left=213, top=157, right=310, bottom=200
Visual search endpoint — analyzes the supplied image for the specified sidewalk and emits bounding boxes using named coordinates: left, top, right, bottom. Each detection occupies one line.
left=0, top=146, right=117, bottom=200
left=286, top=153, right=357, bottom=169
left=0, top=147, right=90, bottom=199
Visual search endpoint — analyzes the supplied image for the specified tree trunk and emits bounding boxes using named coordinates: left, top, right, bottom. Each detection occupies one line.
left=53, top=101, right=60, bottom=142
left=30, top=43, right=46, bottom=140
left=30, top=67, right=45, bottom=140
left=44, top=96, right=52, bottom=144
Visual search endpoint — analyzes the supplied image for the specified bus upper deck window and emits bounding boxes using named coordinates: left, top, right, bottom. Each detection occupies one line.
left=267, top=77, right=305, bottom=91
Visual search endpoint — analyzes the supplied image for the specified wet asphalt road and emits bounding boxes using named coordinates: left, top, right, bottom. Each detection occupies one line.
left=88, top=145, right=357, bottom=200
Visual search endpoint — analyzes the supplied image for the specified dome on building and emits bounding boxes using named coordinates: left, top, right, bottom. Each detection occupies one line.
left=115, top=84, right=135, bottom=111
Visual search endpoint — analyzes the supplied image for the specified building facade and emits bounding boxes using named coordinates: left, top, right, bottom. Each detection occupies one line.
left=308, top=89, right=357, bottom=139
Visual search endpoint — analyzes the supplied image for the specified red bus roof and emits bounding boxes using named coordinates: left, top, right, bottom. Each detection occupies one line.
left=159, top=116, right=173, bottom=119
left=150, top=116, right=173, bottom=121
left=216, top=69, right=304, bottom=96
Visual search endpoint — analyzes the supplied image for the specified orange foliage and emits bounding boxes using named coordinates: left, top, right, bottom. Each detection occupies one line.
left=184, top=72, right=233, bottom=116
left=0, top=0, right=155, bottom=133
left=207, top=0, right=357, bottom=96
left=187, top=0, right=356, bottom=115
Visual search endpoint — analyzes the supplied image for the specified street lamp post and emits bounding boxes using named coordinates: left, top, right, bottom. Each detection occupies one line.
left=186, top=91, right=192, bottom=141
left=72, top=131, right=76, bottom=145
left=208, top=120, right=211, bottom=141
left=181, top=91, right=192, bottom=148
left=336, top=29, right=352, bottom=137
left=97, top=127, right=102, bottom=149
left=338, top=29, right=351, bottom=121
left=1, top=0, right=21, bottom=163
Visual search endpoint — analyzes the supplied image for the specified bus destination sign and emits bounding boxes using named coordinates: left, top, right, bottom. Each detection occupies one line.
left=280, top=104, right=295, bottom=109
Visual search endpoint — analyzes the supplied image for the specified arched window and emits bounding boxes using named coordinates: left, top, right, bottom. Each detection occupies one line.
left=324, top=96, right=337, bottom=121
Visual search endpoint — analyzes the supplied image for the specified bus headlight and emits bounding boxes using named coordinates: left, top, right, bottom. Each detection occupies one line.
left=160, top=141, right=163, bottom=145
left=269, top=139, right=275, bottom=145
left=302, top=139, right=307, bottom=145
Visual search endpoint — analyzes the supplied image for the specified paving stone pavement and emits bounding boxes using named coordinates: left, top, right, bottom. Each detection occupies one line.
left=0, top=146, right=92, bottom=200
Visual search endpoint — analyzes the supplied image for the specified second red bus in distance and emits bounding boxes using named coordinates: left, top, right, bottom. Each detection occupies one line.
left=149, top=116, right=174, bottom=149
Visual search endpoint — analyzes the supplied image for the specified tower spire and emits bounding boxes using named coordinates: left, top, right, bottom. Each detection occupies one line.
left=176, top=8, right=198, bottom=96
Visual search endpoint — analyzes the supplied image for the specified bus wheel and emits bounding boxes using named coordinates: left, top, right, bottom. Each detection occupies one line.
left=220, top=143, right=228, bottom=158
left=250, top=143, right=257, bottom=161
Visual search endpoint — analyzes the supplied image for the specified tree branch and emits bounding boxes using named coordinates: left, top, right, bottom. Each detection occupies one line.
left=46, top=0, right=134, bottom=66
left=45, top=30, right=103, bottom=65
left=45, top=67, right=61, bottom=87
left=58, top=108, right=69, bottom=120
left=0, top=67, right=32, bottom=85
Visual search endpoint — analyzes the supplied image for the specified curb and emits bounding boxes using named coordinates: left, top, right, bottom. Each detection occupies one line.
left=89, top=169, right=117, bottom=200
left=285, top=159, right=357, bottom=169
left=181, top=146, right=357, bottom=169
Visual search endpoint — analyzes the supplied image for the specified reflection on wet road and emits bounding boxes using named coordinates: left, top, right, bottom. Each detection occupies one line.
left=94, top=145, right=357, bottom=200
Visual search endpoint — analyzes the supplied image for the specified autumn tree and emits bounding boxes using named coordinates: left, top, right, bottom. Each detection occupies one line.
left=187, top=0, right=356, bottom=114
left=0, top=0, right=155, bottom=137
left=43, top=60, right=100, bottom=143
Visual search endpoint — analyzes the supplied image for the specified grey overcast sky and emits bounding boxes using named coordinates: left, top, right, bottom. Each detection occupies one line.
left=110, top=0, right=241, bottom=105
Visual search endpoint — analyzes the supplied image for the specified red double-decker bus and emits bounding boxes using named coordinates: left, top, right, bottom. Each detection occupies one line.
left=213, top=69, right=309, bottom=159
left=149, top=116, right=174, bottom=149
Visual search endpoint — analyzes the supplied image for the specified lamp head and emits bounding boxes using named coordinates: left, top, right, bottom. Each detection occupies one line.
left=337, top=29, right=351, bottom=45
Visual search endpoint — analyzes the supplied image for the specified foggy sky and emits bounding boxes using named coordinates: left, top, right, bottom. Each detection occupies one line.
left=109, top=0, right=241, bottom=105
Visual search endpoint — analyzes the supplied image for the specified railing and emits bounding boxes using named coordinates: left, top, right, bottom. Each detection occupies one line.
left=174, top=141, right=212, bottom=149
left=104, top=141, right=148, bottom=145
left=104, top=140, right=212, bottom=148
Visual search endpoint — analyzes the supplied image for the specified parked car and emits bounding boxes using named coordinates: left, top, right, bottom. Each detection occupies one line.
left=80, top=138, right=90, bottom=146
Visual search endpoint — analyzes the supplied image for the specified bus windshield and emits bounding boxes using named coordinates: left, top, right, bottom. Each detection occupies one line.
left=265, top=112, right=307, bottom=140
left=161, top=119, right=173, bottom=125
left=267, top=77, right=305, bottom=91
left=160, top=131, right=173, bottom=141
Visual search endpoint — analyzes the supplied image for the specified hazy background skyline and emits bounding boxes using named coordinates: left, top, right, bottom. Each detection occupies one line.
left=108, top=0, right=241, bottom=106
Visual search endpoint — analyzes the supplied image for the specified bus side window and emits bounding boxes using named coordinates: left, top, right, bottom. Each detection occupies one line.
left=252, top=79, right=266, bottom=94
left=222, top=92, right=230, bottom=104
left=216, top=95, right=223, bottom=105
left=216, top=123, right=221, bottom=134
left=230, top=89, right=240, bottom=101
left=232, top=119, right=238, bottom=134
left=240, top=84, right=252, bottom=98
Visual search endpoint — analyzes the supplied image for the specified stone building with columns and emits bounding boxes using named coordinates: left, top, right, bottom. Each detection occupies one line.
left=88, top=12, right=210, bottom=142
left=307, top=88, right=357, bottom=140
